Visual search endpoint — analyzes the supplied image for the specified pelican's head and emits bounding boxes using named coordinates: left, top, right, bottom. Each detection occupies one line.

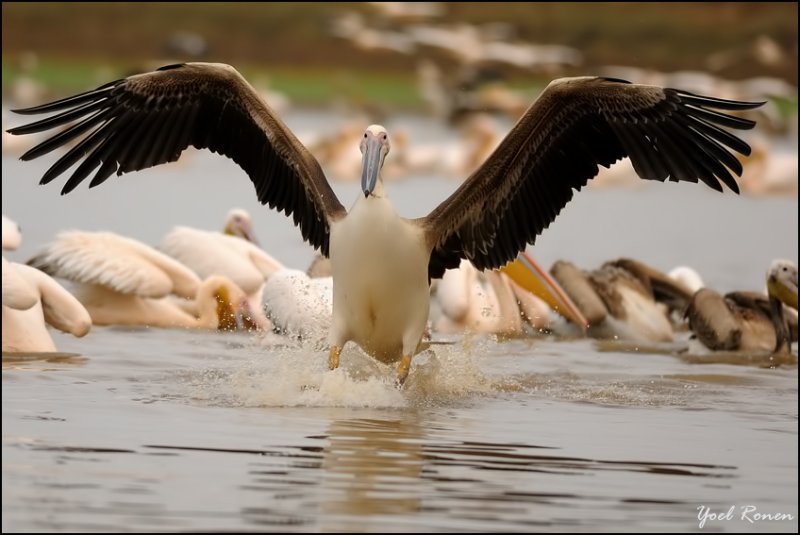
left=200, top=275, right=247, bottom=331
left=767, top=259, right=798, bottom=311
left=223, top=208, right=259, bottom=245
left=2, top=214, right=22, bottom=251
left=360, top=124, right=390, bottom=197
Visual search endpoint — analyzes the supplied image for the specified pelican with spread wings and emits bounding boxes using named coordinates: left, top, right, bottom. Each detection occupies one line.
left=8, top=63, right=762, bottom=384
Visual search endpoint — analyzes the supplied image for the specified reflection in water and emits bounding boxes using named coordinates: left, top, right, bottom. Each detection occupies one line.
left=321, top=417, right=424, bottom=520
left=677, top=350, right=798, bottom=368
left=60, top=427, right=736, bottom=532
left=2, top=351, right=87, bottom=369
left=594, top=337, right=799, bottom=368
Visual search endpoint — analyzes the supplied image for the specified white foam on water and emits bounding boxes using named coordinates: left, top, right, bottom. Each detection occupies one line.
left=184, top=336, right=511, bottom=409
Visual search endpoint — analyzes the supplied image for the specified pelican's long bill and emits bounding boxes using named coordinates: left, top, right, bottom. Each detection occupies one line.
left=360, top=125, right=387, bottom=197
left=501, top=252, right=589, bottom=330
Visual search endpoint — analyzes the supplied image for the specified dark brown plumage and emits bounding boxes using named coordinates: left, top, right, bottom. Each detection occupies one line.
left=686, top=260, right=798, bottom=354
left=9, top=65, right=762, bottom=280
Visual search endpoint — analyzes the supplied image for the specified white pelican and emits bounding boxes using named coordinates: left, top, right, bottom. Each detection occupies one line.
left=686, top=259, right=798, bottom=354
left=431, top=259, right=545, bottom=335
left=2, top=257, right=38, bottom=310
left=431, top=252, right=587, bottom=335
left=2, top=258, right=92, bottom=353
left=8, top=63, right=763, bottom=384
left=159, top=208, right=284, bottom=330
left=27, top=231, right=248, bottom=330
left=2, top=215, right=22, bottom=250
left=550, top=258, right=696, bottom=342
left=262, top=268, right=334, bottom=344
left=430, top=259, right=517, bottom=335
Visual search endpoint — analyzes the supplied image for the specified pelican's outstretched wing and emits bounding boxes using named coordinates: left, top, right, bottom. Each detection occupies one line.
left=422, top=76, right=763, bottom=278
left=8, top=63, right=347, bottom=255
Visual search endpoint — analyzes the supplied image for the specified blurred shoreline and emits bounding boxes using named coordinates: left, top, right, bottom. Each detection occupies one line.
left=2, top=3, right=797, bottom=110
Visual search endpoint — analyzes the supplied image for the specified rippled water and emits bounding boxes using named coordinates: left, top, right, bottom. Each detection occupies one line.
left=2, top=110, right=798, bottom=532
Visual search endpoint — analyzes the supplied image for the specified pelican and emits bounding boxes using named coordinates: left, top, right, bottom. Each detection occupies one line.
left=431, top=258, right=520, bottom=335
left=159, top=208, right=284, bottom=330
left=262, top=268, right=334, bottom=344
left=8, top=63, right=762, bottom=384
left=2, top=257, right=92, bottom=353
left=27, top=230, right=248, bottom=330
left=686, top=259, right=798, bottom=354
left=2, top=215, right=22, bottom=250
left=550, top=258, right=696, bottom=342
left=431, top=252, right=587, bottom=335
left=431, top=258, right=545, bottom=335
left=2, top=257, right=38, bottom=310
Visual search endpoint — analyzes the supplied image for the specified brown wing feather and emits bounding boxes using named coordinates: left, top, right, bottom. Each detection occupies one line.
left=607, top=258, right=694, bottom=313
left=423, top=76, right=763, bottom=279
left=8, top=62, right=346, bottom=255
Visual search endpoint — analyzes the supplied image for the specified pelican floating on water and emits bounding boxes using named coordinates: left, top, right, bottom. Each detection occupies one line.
left=2, top=257, right=92, bottom=353
left=159, top=208, right=284, bottom=330
left=550, top=258, right=697, bottom=342
left=27, top=231, right=248, bottom=330
left=431, top=252, right=587, bottom=336
left=685, top=259, right=798, bottom=355
left=8, top=63, right=763, bottom=384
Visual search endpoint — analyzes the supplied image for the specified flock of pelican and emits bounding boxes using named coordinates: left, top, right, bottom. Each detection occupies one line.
left=3, top=62, right=798, bottom=383
left=2, top=208, right=797, bottom=370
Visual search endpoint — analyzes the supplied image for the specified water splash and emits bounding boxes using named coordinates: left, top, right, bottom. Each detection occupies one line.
left=181, top=337, right=511, bottom=409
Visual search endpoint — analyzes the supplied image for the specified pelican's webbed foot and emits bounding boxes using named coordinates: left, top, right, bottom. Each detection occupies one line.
left=328, top=345, right=342, bottom=370
left=395, top=354, right=412, bottom=387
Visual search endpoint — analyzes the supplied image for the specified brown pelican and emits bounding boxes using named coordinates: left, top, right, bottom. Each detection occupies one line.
left=7, top=63, right=762, bottom=384
left=686, top=259, right=798, bottom=354
left=550, top=258, right=696, bottom=342
left=27, top=231, right=248, bottom=330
